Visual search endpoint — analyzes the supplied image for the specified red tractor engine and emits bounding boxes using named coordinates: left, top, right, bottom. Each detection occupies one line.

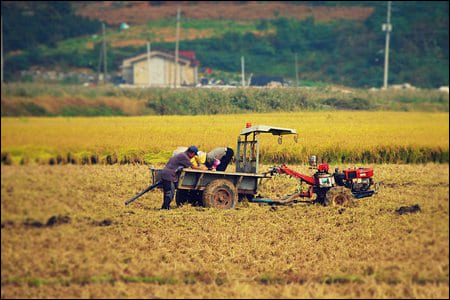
left=334, top=167, right=376, bottom=199
left=270, top=162, right=378, bottom=206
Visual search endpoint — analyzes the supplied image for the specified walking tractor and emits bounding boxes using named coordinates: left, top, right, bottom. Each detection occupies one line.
left=263, top=159, right=378, bottom=206
left=125, top=124, right=378, bottom=208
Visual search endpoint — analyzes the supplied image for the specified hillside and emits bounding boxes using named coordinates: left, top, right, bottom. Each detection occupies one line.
left=75, top=1, right=374, bottom=24
left=2, top=1, right=449, bottom=88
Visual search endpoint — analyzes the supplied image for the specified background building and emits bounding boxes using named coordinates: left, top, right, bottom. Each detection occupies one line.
left=121, top=51, right=199, bottom=87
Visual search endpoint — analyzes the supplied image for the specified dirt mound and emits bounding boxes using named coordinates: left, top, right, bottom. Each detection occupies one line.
left=23, top=218, right=45, bottom=228
left=46, top=215, right=71, bottom=226
left=395, top=204, right=421, bottom=215
left=1, top=220, right=15, bottom=229
left=96, top=219, right=113, bottom=226
left=23, top=215, right=71, bottom=228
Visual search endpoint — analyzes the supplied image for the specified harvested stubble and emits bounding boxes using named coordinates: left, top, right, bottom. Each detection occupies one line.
left=1, top=164, right=448, bottom=298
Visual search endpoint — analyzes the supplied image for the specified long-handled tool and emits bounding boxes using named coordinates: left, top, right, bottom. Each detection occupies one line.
left=125, top=180, right=162, bottom=206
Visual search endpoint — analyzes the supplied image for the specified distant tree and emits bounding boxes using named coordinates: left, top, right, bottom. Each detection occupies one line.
left=148, top=1, right=166, bottom=6
left=2, top=1, right=100, bottom=52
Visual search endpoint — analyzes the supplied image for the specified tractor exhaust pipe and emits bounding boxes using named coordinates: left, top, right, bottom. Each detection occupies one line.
left=309, top=155, right=317, bottom=168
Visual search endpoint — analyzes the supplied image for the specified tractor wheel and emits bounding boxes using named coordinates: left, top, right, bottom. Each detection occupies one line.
left=325, top=186, right=354, bottom=207
left=202, top=179, right=237, bottom=209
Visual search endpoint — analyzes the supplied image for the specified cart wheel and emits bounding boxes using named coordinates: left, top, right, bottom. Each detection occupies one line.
left=176, top=190, right=189, bottom=206
left=202, top=179, right=237, bottom=209
left=176, top=190, right=202, bottom=206
left=325, top=186, right=354, bottom=207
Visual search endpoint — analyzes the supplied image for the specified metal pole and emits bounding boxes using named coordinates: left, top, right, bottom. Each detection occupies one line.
left=174, top=7, right=180, bottom=88
left=243, top=134, right=248, bottom=170
left=383, top=1, right=392, bottom=89
left=295, top=52, right=299, bottom=87
left=102, top=23, right=107, bottom=84
left=1, top=17, right=3, bottom=84
left=147, top=42, right=151, bottom=86
left=236, top=136, right=241, bottom=172
left=241, top=56, right=245, bottom=87
left=247, top=73, right=253, bottom=87
left=255, top=133, right=260, bottom=174
left=97, top=39, right=103, bottom=84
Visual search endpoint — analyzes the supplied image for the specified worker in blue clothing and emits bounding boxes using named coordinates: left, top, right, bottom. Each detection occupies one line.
left=160, top=145, right=207, bottom=210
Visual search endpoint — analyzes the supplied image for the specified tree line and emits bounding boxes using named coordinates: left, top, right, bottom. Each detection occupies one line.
left=2, top=1, right=448, bottom=88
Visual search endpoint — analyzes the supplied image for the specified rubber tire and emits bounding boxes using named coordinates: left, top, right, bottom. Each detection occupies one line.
left=325, top=186, right=354, bottom=206
left=176, top=190, right=203, bottom=206
left=176, top=189, right=189, bottom=206
left=202, top=179, right=237, bottom=209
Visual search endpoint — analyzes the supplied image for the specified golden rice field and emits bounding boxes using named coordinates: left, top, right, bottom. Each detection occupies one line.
left=1, top=163, right=448, bottom=298
left=1, top=111, right=449, bottom=165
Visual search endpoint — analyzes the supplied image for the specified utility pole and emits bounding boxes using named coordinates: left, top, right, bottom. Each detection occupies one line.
left=174, top=7, right=180, bottom=88
left=1, top=16, right=4, bottom=85
left=247, top=73, right=253, bottom=87
left=382, top=1, right=392, bottom=89
left=295, top=52, right=299, bottom=87
left=97, top=43, right=103, bottom=83
left=97, top=23, right=107, bottom=84
left=241, top=56, right=245, bottom=87
left=102, top=22, right=107, bottom=84
left=147, top=41, right=151, bottom=86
